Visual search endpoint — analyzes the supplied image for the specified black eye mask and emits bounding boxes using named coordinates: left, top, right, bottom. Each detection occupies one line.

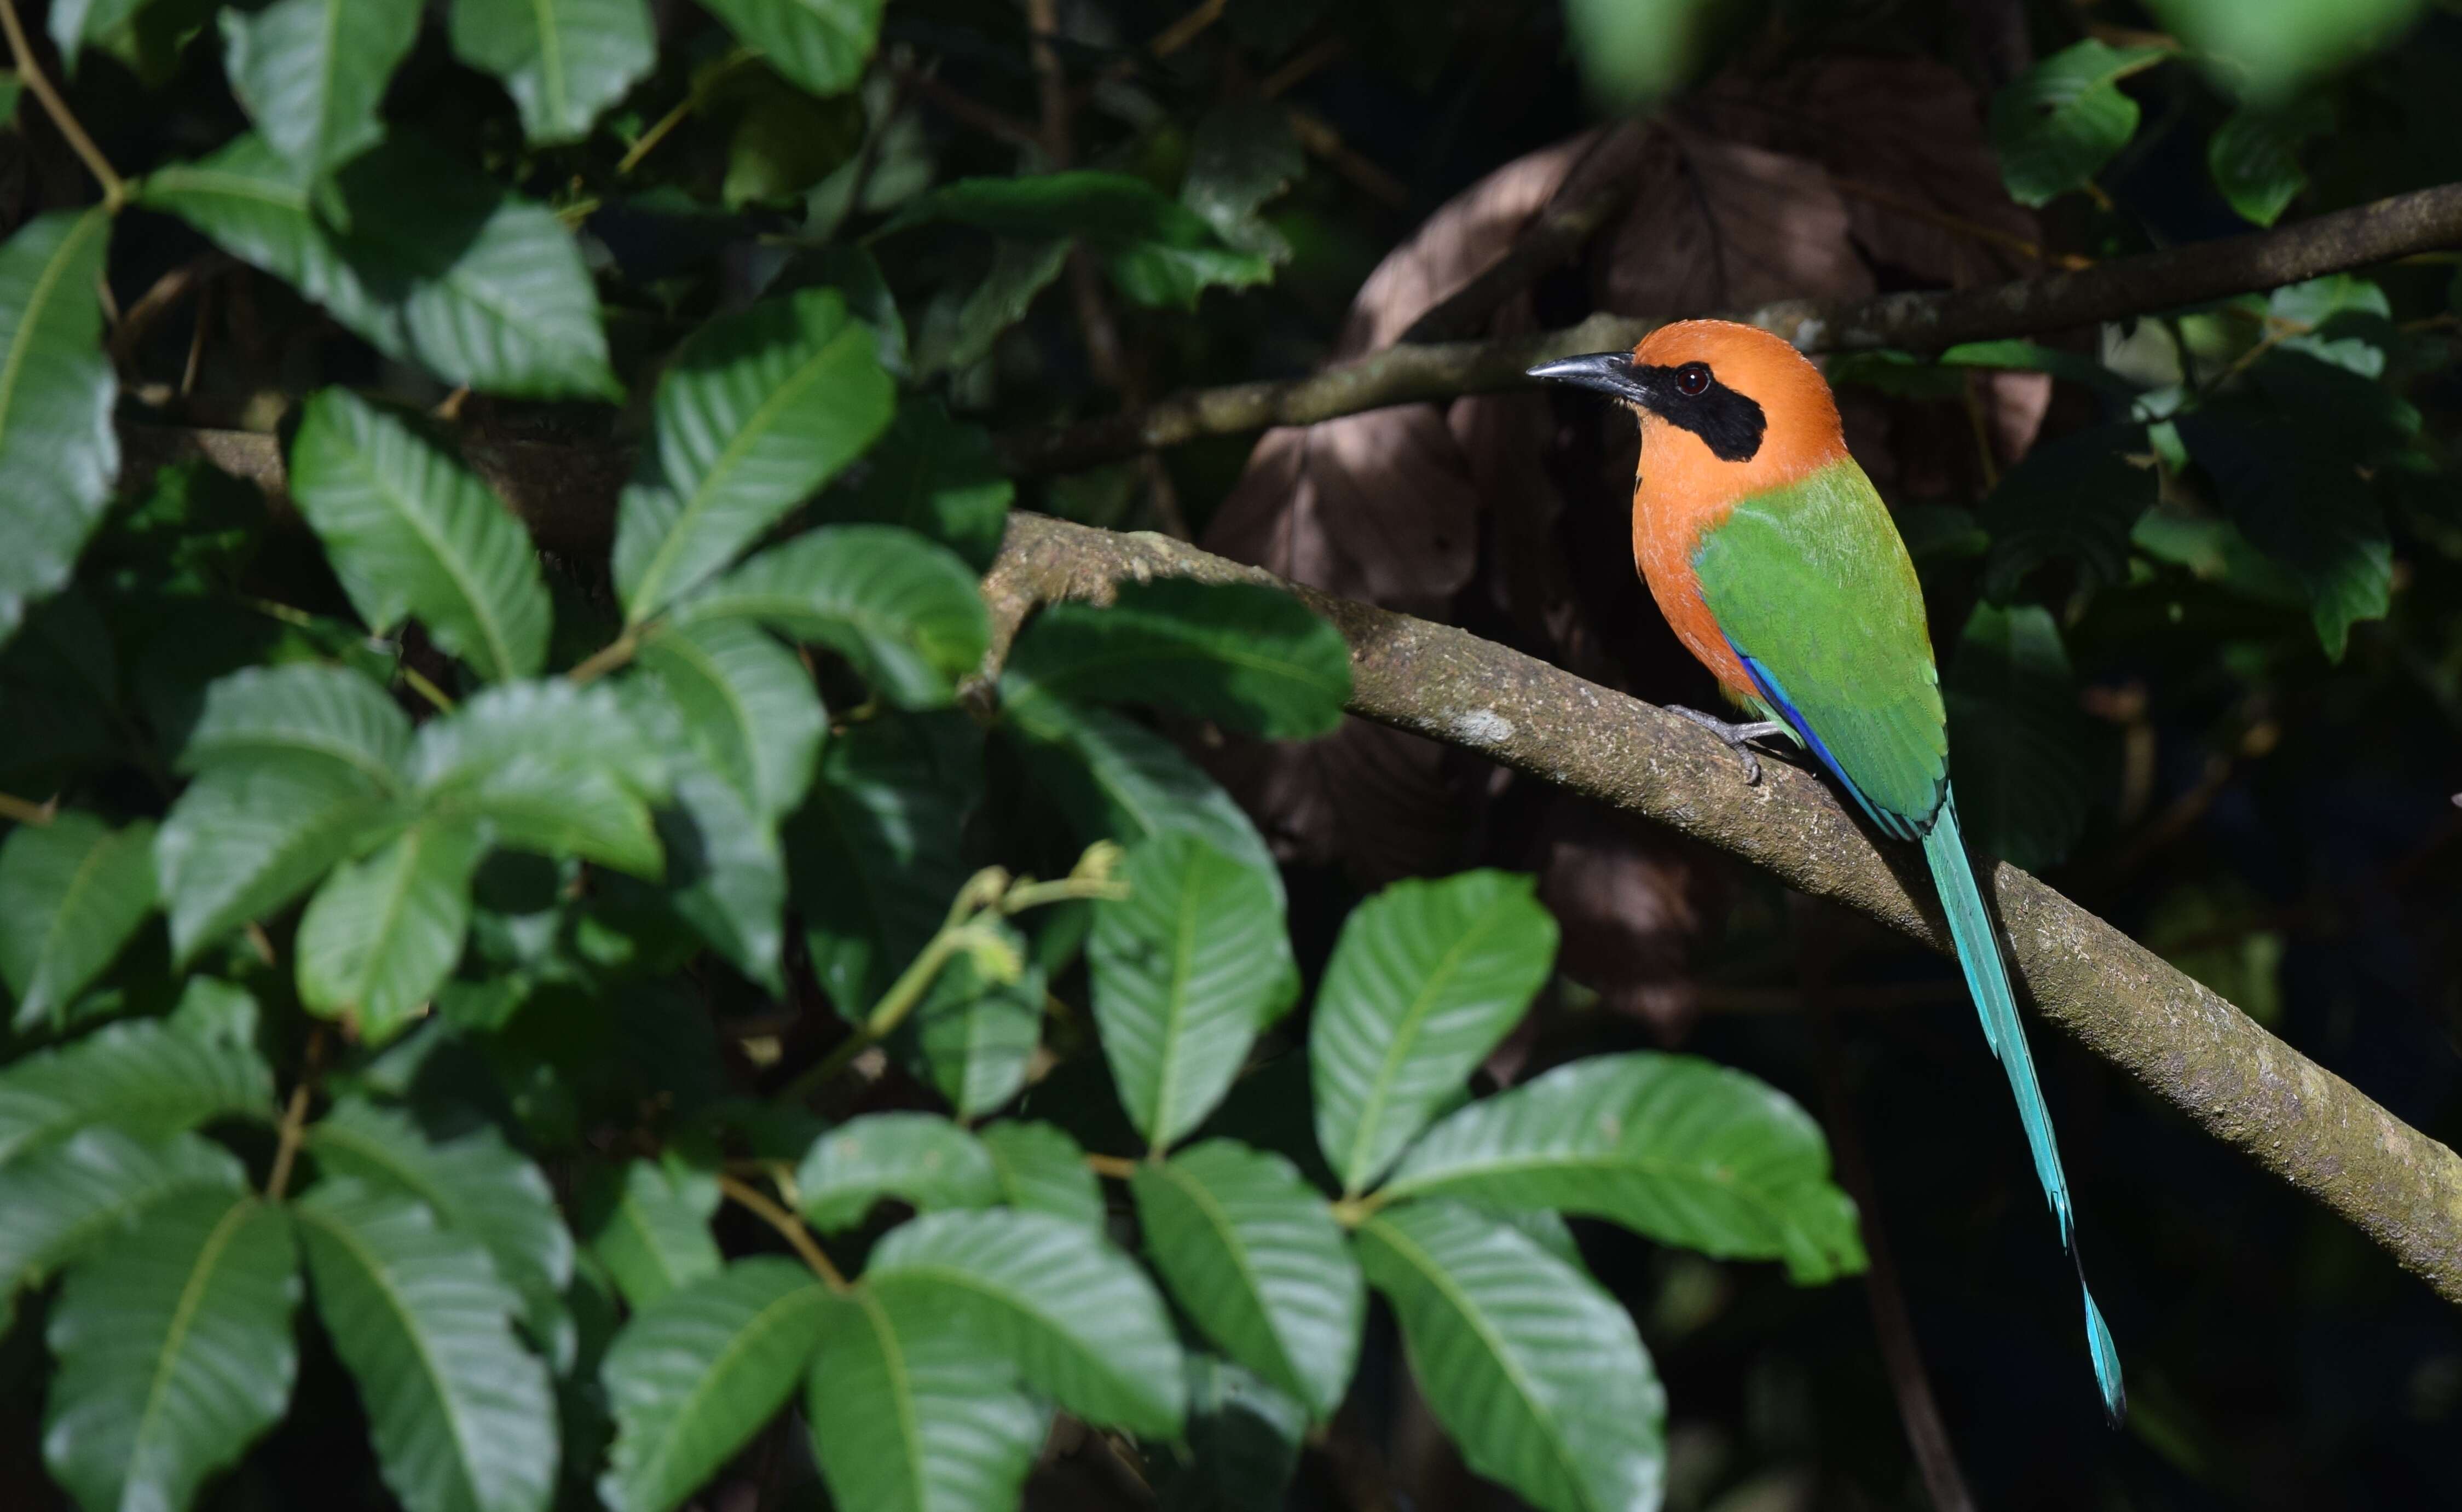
left=1634, top=363, right=1767, bottom=462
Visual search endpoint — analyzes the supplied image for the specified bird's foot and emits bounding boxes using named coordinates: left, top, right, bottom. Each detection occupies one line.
left=1668, top=706, right=1789, bottom=785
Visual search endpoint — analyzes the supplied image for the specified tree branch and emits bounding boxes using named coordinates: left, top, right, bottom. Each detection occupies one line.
left=997, top=180, right=2462, bottom=475
left=978, top=512, right=2462, bottom=1310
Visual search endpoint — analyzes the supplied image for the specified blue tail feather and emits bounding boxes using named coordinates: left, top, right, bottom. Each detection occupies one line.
left=1923, top=792, right=2126, bottom=1426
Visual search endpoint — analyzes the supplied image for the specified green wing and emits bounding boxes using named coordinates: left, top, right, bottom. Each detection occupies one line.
left=1693, top=459, right=1947, bottom=833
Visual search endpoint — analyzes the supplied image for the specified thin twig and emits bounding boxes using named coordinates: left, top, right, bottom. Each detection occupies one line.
left=264, top=1030, right=327, bottom=1202
left=1285, top=105, right=1407, bottom=208
left=617, top=48, right=755, bottom=176
left=1083, top=1152, right=1140, bottom=1180
left=566, top=632, right=639, bottom=686
left=889, top=62, right=1043, bottom=152
left=718, top=1173, right=850, bottom=1290
left=0, top=791, right=57, bottom=826
left=1259, top=36, right=1349, bottom=99
left=0, top=0, right=126, bottom=209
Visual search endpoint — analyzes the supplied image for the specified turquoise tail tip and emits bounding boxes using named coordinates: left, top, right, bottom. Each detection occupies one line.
left=2083, top=1276, right=2126, bottom=1427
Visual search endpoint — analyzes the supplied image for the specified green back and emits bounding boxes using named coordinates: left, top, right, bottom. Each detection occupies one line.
left=1693, top=457, right=1948, bottom=829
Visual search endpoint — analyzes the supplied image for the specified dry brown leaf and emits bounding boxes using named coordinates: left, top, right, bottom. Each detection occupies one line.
left=1536, top=806, right=1720, bottom=1041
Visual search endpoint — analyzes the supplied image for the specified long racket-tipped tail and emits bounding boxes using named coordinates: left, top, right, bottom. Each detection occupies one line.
left=1922, top=789, right=2126, bottom=1426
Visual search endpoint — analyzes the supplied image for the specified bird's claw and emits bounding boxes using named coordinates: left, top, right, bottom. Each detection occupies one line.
left=1668, top=706, right=1788, bottom=786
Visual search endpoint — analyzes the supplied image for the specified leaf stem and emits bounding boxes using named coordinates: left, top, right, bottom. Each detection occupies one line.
left=717, top=1172, right=849, bottom=1290
left=0, top=790, right=57, bottom=826
left=0, top=0, right=126, bottom=211
left=398, top=664, right=456, bottom=714
left=1082, top=1152, right=1139, bottom=1181
left=568, top=631, right=640, bottom=685
left=616, top=48, right=755, bottom=177
left=264, top=1029, right=326, bottom=1201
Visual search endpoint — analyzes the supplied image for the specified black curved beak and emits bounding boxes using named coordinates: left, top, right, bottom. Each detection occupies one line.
left=1527, top=351, right=1652, bottom=405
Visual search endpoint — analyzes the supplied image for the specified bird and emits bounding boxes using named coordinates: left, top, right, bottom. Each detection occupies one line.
left=1530, top=319, right=2125, bottom=1424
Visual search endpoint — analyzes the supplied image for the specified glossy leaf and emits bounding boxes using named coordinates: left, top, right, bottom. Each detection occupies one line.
left=1355, top=1202, right=1665, bottom=1512
left=155, top=752, right=399, bottom=961
left=2209, top=96, right=2332, bottom=227
left=1006, top=579, right=1351, bottom=740
left=839, top=400, right=1013, bottom=570
left=1989, top=40, right=2169, bottom=206
left=795, top=1111, right=1002, bottom=1231
left=44, top=1191, right=300, bottom=1512
left=1383, top=1053, right=1867, bottom=1284
left=1946, top=604, right=2099, bottom=873
left=222, top=0, right=423, bottom=175
left=1133, top=1140, right=1362, bottom=1419
left=291, top=388, right=553, bottom=683
left=600, top=1258, right=834, bottom=1512
left=614, top=290, right=895, bottom=622
left=1166, top=1355, right=1308, bottom=1512
left=910, top=237, right=1070, bottom=379
left=0, top=812, right=158, bottom=1030
left=296, top=817, right=487, bottom=1044
left=582, top=1156, right=722, bottom=1310
left=0, top=1018, right=275, bottom=1167
left=2178, top=405, right=2393, bottom=658
left=978, top=1121, right=1104, bottom=1229
left=409, top=680, right=667, bottom=877
left=788, top=714, right=972, bottom=1015
left=699, top=0, right=885, bottom=99
left=180, top=663, right=413, bottom=789
left=0, top=210, right=117, bottom=649
left=637, top=617, right=824, bottom=821
left=805, top=1288, right=1047, bottom=1512
left=450, top=0, right=656, bottom=145
left=905, top=946, right=1042, bottom=1121
left=670, top=525, right=986, bottom=708
left=1090, top=832, right=1294, bottom=1150
left=658, top=766, right=790, bottom=992
left=1978, top=424, right=2159, bottom=602
left=866, top=1207, right=1186, bottom=1435
left=0, top=1128, right=243, bottom=1301
left=298, top=1179, right=558, bottom=1512
left=1311, top=872, right=1558, bottom=1194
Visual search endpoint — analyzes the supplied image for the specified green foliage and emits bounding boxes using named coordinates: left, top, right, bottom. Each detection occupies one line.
left=0, top=812, right=158, bottom=1029
left=449, top=0, right=656, bottom=146
left=221, top=0, right=422, bottom=177
left=1944, top=604, right=2100, bottom=872
left=0, top=210, right=115, bottom=649
left=1989, top=40, right=2171, bottom=206
left=2209, top=97, right=2333, bottom=225
left=888, top=172, right=1276, bottom=309
left=795, top=1111, right=1002, bottom=1230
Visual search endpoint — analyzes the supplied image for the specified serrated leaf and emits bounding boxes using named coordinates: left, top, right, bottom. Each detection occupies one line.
left=837, top=399, right=1013, bottom=570
left=180, top=663, right=413, bottom=789
left=222, top=0, right=423, bottom=176
left=1383, top=1053, right=1867, bottom=1284
left=143, top=132, right=617, bottom=399
left=600, top=1258, right=834, bottom=1512
left=615, top=290, right=895, bottom=622
left=1132, top=1141, right=1361, bottom=1419
left=806, top=1288, right=1047, bottom=1512
left=1946, top=604, right=2097, bottom=873
left=0, top=1018, right=275, bottom=1167
left=1311, top=872, right=1557, bottom=1195
left=637, top=618, right=824, bottom=821
left=904, top=946, right=1042, bottom=1121
left=291, top=389, right=553, bottom=683
left=45, top=1191, right=300, bottom=1512
left=2177, top=405, right=2392, bottom=658
left=1355, top=1202, right=1665, bottom=1512
left=699, top=0, right=885, bottom=98
left=450, top=0, right=656, bottom=145
left=795, top=1112, right=1001, bottom=1232
left=0, top=813, right=159, bottom=1031
left=866, top=1207, right=1186, bottom=1435
left=670, top=524, right=985, bottom=709
left=310, top=1097, right=574, bottom=1366
left=1989, top=40, right=2170, bottom=206
left=582, top=1156, right=722, bottom=1310
left=978, top=1121, right=1103, bottom=1228
left=1007, top=579, right=1350, bottom=741
left=296, top=817, right=486, bottom=1044
left=0, top=1128, right=244, bottom=1301
left=410, top=680, right=667, bottom=878
left=1090, top=832, right=1294, bottom=1151
left=298, top=1178, right=557, bottom=1512
left=2209, top=96, right=2331, bottom=226
left=155, top=751, right=400, bottom=961
left=1978, top=424, right=2159, bottom=602
left=658, top=766, right=790, bottom=991
left=0, top=210, right=117, bottom=650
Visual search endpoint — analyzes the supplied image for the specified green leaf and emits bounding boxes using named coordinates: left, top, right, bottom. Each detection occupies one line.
left=2209, top=96, right=2332, bottom=226
left=291, top=388, right=553, bottom=683
left=155, top=751, right=399, bottom=961
left=1311, top=872, right=1557, bottom=1195
left=1978, top=424, right=2160, bottom=602
left=143, top=133, right=618, bottom=399
left=1382, top=1053, right=1866, bottom=1284
left=581, top=1156, right=722, bottom=1310
left=1938, top=339, right=2143, bottom=396
left=671, top=525, right=987, bottom=708
left=699, top=0, right=885, bottom=99
left=637, top=617, right=824, bottom=821
left=1183, top=99, right=1302, bottom=260
left=1132, top=1141, right=1362, bottom=1420
left=0, top=813, right=158, bottom=1031
left=1090, top=832, right=1294, bottom=1151
left=978, top=1121, right=1103, bottom=1229
left=890, top=172, right=1273, bottom=309
left=0, top=1018, right=273, bottom=1167
left=2177, top=405, right=2392, bottom=658
left=222, top=0, right=423, bottom=176
left=309, top=1097, right=574, bottom=1368
left=805, top=1289, right=1048, bottom=1512
left=0, top=1128, right=243, bottom=1301
left=1355, top=1203, right=1665, bottom=1512
left=1007, top=580, right=1351, bottom=741
left=600, top=1258, right=834, bottom=1512
left=45, top=1191, right=299, bottom=1512
left=0, top=210, right=117, bottom=650
left=658, top=767, right=790, bottom=992
left=837, top=399, right=1013, bottom=571
left=409, top=680, right=667, bottom=877
left=449, top=0, right=656, bottom=145
left=867, top=1207, right=1186, bottom=1435
left=795, top=1111, right=1002, bottom=1232
left=1166, top=1355, right=1309, bottom=1512
left=2143, top=0, right=2422, bottom=105
left=615, top=290, right=895, bottom=622
left=911, top=237, right=1070, bottom=379
left=298, top=1178, right=558, bottom=1512
left=180, top=663, right=413, bottom=790
left=296, top=818, right=487, bottom=1044
left=904, top=945, right=1042, bottom=1121
left=1945, top=604, right=2098, bottom=872
left=1989, top=40, right=2170, bottom=206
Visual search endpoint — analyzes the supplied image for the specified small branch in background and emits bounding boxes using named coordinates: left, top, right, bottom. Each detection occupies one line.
left=1284, top=105, right=1408, bottom=210
left=890, top=61, right=1043, bottom=153
left=1026, top=0, right=1072, bottom=165
left=717, top=1172, right=850, bottom=1289
left=616, top=47, right=755, bottom=176
left=0, top=0, right=125, bottom=210
left=1826, top=173, right=2093, bottom=271
left=263, top=1030, right=327, bottom=1202
left=0, top=791, right=57, bottom=826
left=1083, top=1152, right=1140, bottom=1181
left=108, top=253, right=228, bottom=368
left=1258, top=36, right=1349, bottom=99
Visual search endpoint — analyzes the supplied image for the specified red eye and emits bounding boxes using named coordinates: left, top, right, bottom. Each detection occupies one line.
left=1675, top=363, right=1711, bottom=397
